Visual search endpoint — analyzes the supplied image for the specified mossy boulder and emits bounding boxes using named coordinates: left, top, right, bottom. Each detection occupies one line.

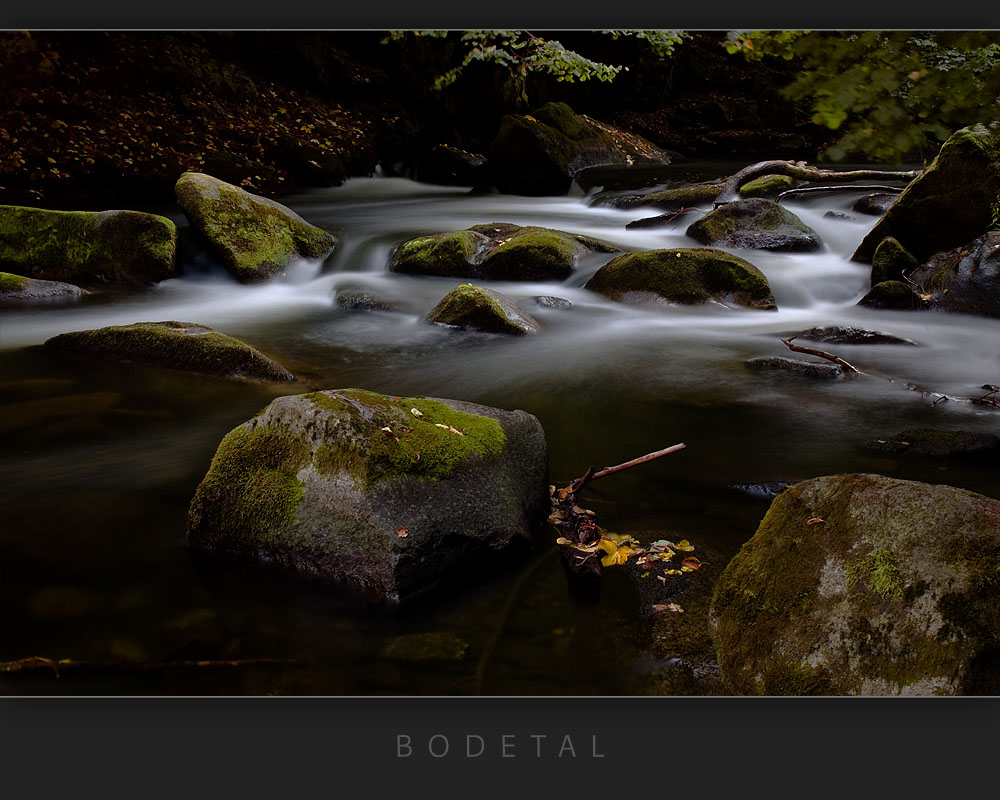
left=857, top=280, right=922, bottom=310
left=853, top=123, right=1000, bottom=264
left=489, top=101, right=671, bottom=196
left=610, top=184, right=722, bottom=211
left=43, top=321, right=295, bottom=382
left=745, top=356, right=844, bottom=380
left=0, top=204, right=176, bottom=285
left=686, top=198, right=822, bottom=252
left=585, top=248, right=777, bottom=310
left=390, top=222, right=618, bottom=282
left=427, top=284, right=541, bottom=336
left=0, top=272, right=85, bottom=305
left=175, top=171, right=335, bottom=283
left=710, top=473, right=1000, bottom=695
left=186, top=389, right=550, bottom=603
left=864, top=428, right=1000, bottom=459
left=739, top=174, right=797, bottom=198
left=907, top=231, right=1000, bottom=318
left=871, top=237, right=919, bottom=286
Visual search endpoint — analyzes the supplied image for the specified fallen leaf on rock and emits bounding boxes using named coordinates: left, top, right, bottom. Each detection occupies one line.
left=807, top=517, right=825, bottom=525
left=652, top=603, right=684, bottom=613
left=397, top=526, right=409, bottom=538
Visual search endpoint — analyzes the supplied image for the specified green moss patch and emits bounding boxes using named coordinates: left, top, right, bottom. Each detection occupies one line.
left=390, top=230, right=486, bottom=277
left=308, top=389, right=507, bottom=489
left=0, top=272, right=30, bottom=292
left=739, top=174, right=796, bottom=198
left=426, top=284, right=541, bottom=335
left=847, top=548, right=904, bottom=600
left=381, top=632, right=469, bottom=662
left=612, top=184, right=721, bottom=211
left=686, top=198, right=821, bottom=252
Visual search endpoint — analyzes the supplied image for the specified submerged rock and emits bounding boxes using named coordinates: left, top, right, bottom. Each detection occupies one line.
left=489, top=101, right=671, bottom=196
left=585, top=248, right=777, bottom=310
left=0, top=272, right=85, bottom=305
left=611, top=184, right=721, bottom=211
left=864, top=428, right=1000, bottom=458
left=335, top=290, right=396, bottom=312
left=186, top=389, right=549, bottom=603
left=427, top=284, right=541, bottom=336
left=44, top=321, right=295, bottom=382
left=175, top=171, right=335, bottom=284
left=533, top=295, right=572, bottom=309
left=745, top=356, right=844, bottom=379
left=790, top=326, right=917, bottom=346
left=0, top=204, right=176, bottom=285
left=853, top=122, right=1000, bottom=264
left=870, top=236, right=919, bottom=286
left=824, top=211, right=855, bottom=221
left=381, top=632, right=469, bottom=662
left=729, top=481, right=794, bottom=500
left=852, top=192, right=897, bottom=216
left=389, top=222, right=618, bottom=282
left=857, top=280, right=922, bottom=310
left=710, top=473, right=1000, bottom=695
left=685, top=198, right=822, bottom=252
left=907, top=231, right=1000, bottom=318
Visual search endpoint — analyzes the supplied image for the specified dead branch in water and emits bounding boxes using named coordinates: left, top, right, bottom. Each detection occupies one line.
left=775, top=184, right=905, bottom=202
left=781, top=336, right=861, bottom=374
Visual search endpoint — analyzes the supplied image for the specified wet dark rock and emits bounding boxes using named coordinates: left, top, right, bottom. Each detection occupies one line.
left=0, top=272, right=86, bottom=305
left=907, top=231, right=1000, bottom=318
left=335, top=290, right=395, bottom=312
left=44, top=321, right=296, bottom=382
left=745, top=356, right=844, bottom=380
left=186, top=388, right=549, bottom=603
left=427, top=284, right=541, bottom=336
left=625, top=210, right=697, bottom=229
left=710, top=473, right=1000, bottom=695
left=686, top=198, right=822, bottom=252
left=586, top=248, right=776, bottom=310
left=857, top=280, right=923, bottom=310
left=489, top=101, right=672, bottom=196
left=611, top=184, right=721, bottom=211
left=824, top=211, right=855, bottom=221
left=791, top=326, right=917, bottom=346
left=533, top=295, right=572, bottom=309
left=729, top=481, right=793, bottom=500
left=871, top=236, right=919, bottom=286
left=864, top=428, right=1000, bottom=458
left=415, top=145, right=491, bottom=187
left=852, top=192, right=897, bottom=216
left=853, top=122, right=1000, bottom=264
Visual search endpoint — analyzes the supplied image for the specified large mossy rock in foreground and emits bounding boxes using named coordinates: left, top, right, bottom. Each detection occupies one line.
left=0, top=204, right=176, bottom=285
left=853, top=122, right=1000, bottom=264
left=710, top=474, right=1000, bottom=695
left=186, top=389, right=549, bottom=603
left=427, top=284, right=541, bottom=335
left=489, top=101, right=671, bottom=196
left=390, top=222, right=618, bottom=282
left=44, top=321, right=295, bottom=382
left=585, top=248, right=777, bottom=310
left=686, top=198, right=821, bottom=252
left=0, top=272, right=85, bottom=305
left=175, top=172, right=335, bottom=284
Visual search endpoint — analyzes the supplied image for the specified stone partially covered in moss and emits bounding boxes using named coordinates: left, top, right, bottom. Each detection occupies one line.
left=853, top=123, right=1000, bottom=264
left=709, top=473, right=1000, bottom=695
left=0, top=205, right=176, bottom=285
left=871, top=237, right=919, bottom=286
left=610, top=184, right=722, bottom=211
left=864, top=428, right=1000, bottom=458
left=907, top=231, right=1000, bottom=318
left=0, top=271, right=85, bottom=306
left=390, top=222, right=617, bottom=282
left=489, top=101, right=672, bottom=196
left=585, top=248, right=777, bottom=310
left=381, top=632, right=469, bottom=662
left=745, top=356, right=844, bottom=380
left=186, top=389, right=549, bottom=603
left=686, top=198, right=822, bottom=252
left=857, top=280, right=923, bottom=310
left=44, top=321, right=295, bottom=382
left=427, top=284, right=541, bottom=335
left=175, top=172, right=335, bottom=283
left=739, top=174, right=797, bottom=198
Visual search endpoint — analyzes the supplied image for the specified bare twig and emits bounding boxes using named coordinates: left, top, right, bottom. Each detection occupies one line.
left=775, top=184, right=905, bottom=202
left=574, top=443, right=688, bottom=493
left=781, top=336, right=861, bottom=374
left=716, top=160, right=920, bottom=205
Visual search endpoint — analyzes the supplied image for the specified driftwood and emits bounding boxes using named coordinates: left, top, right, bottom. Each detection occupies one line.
left=775, top=184, right=905, bottom=202
left=781, top=336, right=861, bottom=374
left=715, top=160, right=920, bottom=205
left=0, top=656, right=303, bottom=678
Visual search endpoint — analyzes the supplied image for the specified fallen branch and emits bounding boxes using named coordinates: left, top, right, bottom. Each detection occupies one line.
left=781, top=336, right=861, bottom=374
left=716, top=160, right=920, bottom=205
left=0, top=656, right=304, bottom=678
left=775, top=184, right=905, bottom=202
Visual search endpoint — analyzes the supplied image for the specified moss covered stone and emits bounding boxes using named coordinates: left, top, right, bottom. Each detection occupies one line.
left=390, top=223, right=618, bottom=282
left=43, top=321, right=295, bottom=382
left=611, top=184, right=721, bottom=211
left=426, top=284, right=541, bottom=335
left=739, top=174, right=797, bottom=198
left=709, top=473, right=1000, bottom=695
left=686, top=198, right=822, bottom=252
left=0, top=205, right=176, bottom=285
left=0, top=271, right=85, bottom=305
left=175, top=171, right=335, bottom=283
left=186, top=389, right=549, bottom=603
left=853, top=122, right=1000, bottom=264
left=871, top=237, right=919, bottom=285
left=585, top=248, right=777, bottom=310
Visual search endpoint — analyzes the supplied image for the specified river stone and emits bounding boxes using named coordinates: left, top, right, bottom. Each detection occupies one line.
left=335, top=290, right=395, bottom=312
left=791, top=326, right=917, bottom=346
left=685, top=198, right=822, bottom=252
left=864, top=428, right=1000, bottom=458
left=610, top=184, right=722, bottom=211
left=709, top=473, right=1000, bottom=695
left=585, top=248, right=777, bottom=310
left=186, top=389, right=550, bottom=603
left=871, top=236, right=919, bottom=286
left=175, top=171, right=335, bottom=283
left=390, top=222, right=617, bottom=282
left=824, top=211, right=854, bottom=221
left=533, top=295, right=572, bottom=309
left=852, top=192, right=897, bottom=216
left=415, top=145, right=491, bottom=187
left=0, top=204, right=176, bottom=285
left=381, top=632, right=469, bottom=662
left=853, top=122, right=1000, bottom=264
left=44, top=321, right=295, bottom=382
left=857, top=280, right=922, bottom=310
left=906, top=231, right=1000, bottom=318
left=427, top=284, right=541, bottom=336
left=739, top=174, right=797, bottom=198
left=625, top=210, right=698, bottom=230
left=0, top=272, right=85, bottom=305
left=745, top=356, right=844, bottom=380
left=489, top=101, right=672, bottom=196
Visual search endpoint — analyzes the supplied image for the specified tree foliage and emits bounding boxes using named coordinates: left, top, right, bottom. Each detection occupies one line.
left=725, top=30, right=1000, bottom=163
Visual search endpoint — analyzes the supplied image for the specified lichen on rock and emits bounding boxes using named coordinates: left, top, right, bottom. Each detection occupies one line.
left=426, top=284, right=541, bottom=335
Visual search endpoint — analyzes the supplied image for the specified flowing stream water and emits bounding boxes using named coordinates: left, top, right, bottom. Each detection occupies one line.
left=2, top=165, right=998, bottom=695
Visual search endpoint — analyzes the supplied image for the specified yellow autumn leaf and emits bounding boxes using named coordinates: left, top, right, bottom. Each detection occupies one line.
left=601, top=545, right=635, bottom=567
left=674, top=540, right=695, bottom=552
